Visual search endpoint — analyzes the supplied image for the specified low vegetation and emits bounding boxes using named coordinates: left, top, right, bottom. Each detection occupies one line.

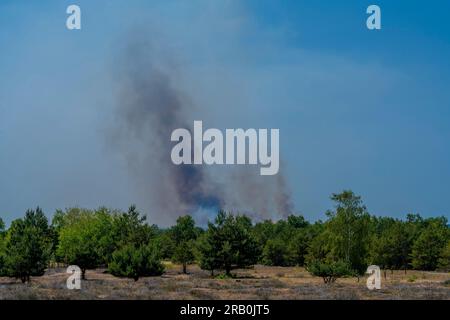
left=0, top=265, right=448, bottom=300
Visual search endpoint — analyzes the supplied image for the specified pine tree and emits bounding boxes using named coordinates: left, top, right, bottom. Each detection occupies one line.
left=171, top=215, right=197, bottom=274
left=4, top=208, right=52, bottom=283
left=108, top=243, right=164, bottom=281
left=198, top=211, right=259, bottom=276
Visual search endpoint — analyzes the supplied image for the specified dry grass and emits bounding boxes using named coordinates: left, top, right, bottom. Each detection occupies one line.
left=0, top=265, right=448, bottom=300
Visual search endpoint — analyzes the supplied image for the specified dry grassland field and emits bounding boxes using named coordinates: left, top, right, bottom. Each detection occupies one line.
left=0, top=264, right=449, bottom=300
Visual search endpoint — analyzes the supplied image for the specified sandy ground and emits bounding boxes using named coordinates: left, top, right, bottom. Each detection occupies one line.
left=0, top=264, right=449, bottom=300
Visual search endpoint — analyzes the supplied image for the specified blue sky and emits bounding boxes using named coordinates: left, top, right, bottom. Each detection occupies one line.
left=1, top=1, right=450, bottom=226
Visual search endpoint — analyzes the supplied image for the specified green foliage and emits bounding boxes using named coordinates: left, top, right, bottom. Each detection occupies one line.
left=254, top=214, right=312, bottom=267
left=108, top=243, right=164, bottom=281
left=305, top=230, right=332, bottom=266
left=196, top=231, right=220, bottom=276
left=252, top=220, right=276, bottom=257
left=56, top=208, right=111, bottom=279
left=287, top=215, right=309, bottom=229
left=307, top=260, right=353, bottom=284
left=370, top=219, right=412, bottom=272
left=323, top=190, right=371, bottom=275
left=0, top=190, right=449, bottom=284
left=197, top=211, right=259, bottom=276
left=110, top=205, right=155, bottom=248
left=287, top=223, right=323, bottom=266
left=407, top=274, right=418, bottom=282
left=153, top=230, right=175, bottom=259
left=171, top=215, right=197, bottom=273
left=4, top=208, right=52, bottom=283
left=411, top=218, right=449, bottom=270
left=262, top=237, right=292, bottom=266
left=215, top=273, right=234, bottom=279
left=55, top=205, right=156, bottom=279
left=305, top=191, right=371, bottom=280
left=0, top=217, right=6, bottom=275
left=438, top=240, right=450, bottom=271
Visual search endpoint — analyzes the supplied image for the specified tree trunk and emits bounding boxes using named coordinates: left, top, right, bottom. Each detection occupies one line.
left=82, top=269, right=86, bottom=280
left=182, top=263, right=187, bottom=274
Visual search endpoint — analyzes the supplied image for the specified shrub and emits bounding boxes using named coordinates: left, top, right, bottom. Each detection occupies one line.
left=408, top=275, right=418, bottom=283
left=108, top=244, right=164, bottom=281
left=215, top=273, right=234, bottom=280
left=307, top=260, right=353, bottom=284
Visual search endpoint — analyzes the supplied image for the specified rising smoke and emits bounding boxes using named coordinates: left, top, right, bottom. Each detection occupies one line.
left=110, top=37, right=294, bottom=225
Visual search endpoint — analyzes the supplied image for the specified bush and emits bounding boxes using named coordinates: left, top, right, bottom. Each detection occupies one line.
left=108, top=244, right=164, bottom=281
left=408, top=275, right=418, bottom=283
left=307, top=260, right=353, bottom=284
left=215, top=273, right=234, bottom=279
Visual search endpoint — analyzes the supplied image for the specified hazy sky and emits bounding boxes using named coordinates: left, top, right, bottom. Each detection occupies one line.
left=1, top=0, right=450, bottom=226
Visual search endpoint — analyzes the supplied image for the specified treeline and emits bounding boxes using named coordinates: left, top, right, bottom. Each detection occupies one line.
left=0, top=190, right=449, bottom=283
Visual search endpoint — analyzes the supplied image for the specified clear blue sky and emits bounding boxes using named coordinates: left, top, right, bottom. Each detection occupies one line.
left=1, top=1, right=450, bottom=226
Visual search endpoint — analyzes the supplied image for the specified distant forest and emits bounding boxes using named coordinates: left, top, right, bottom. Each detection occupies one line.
left=0, top=190, right=449, bottom=283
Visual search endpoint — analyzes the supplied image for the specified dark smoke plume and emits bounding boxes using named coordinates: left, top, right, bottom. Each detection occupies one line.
left=110, top=37, right=294, bottom=225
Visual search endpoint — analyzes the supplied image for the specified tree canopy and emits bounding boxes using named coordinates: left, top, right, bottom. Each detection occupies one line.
left=0, top=190, right=448, bottom=284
